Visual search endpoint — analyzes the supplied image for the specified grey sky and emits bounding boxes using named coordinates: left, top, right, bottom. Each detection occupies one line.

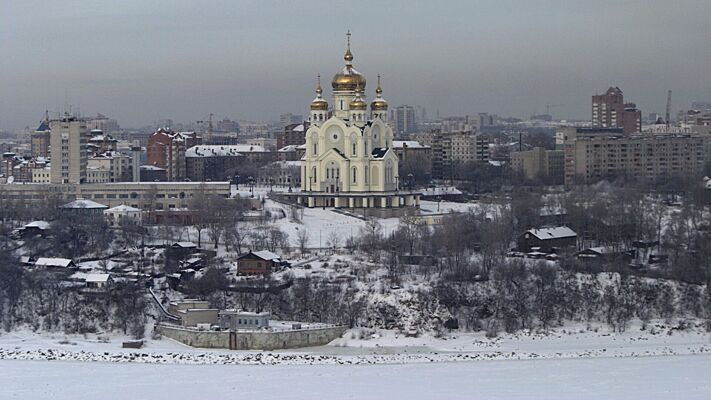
left=1, top=0, right=710, bottom=130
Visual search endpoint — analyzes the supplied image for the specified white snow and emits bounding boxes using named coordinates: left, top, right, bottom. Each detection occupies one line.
left=1, top=356, right=709, bottom=399
left=1, top=323, right=710, bottom=398
left=34, top=257, right=73, bottom=268
left=526, top=226, right=577, bottom=240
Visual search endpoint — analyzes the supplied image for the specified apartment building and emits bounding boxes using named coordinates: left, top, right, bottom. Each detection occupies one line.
left=564, top=133, right=711, bottom=185
left=592, top=87, right=642, bottom=135
left=510, top=147, right=564, bottom=184
left=146, top=128, right=202, bottom=181
left=49, top=116, right=88, bottom=184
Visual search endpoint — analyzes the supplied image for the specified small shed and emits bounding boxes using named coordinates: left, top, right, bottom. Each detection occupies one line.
left=236, top=250, right=280, bottom=275
left=576, top=246, right=629, bottom=261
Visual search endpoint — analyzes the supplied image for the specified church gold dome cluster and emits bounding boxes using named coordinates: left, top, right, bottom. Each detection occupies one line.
left=296, top=32, right=421, bottom=212
left=310, top=32, right=388, bottom=116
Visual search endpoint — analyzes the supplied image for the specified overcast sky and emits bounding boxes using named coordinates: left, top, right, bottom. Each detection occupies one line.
left=1, top=0, right=710, bottom=130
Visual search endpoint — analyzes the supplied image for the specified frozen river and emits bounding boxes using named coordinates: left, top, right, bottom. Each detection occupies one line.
left=2, top=354, right=710, bottom=399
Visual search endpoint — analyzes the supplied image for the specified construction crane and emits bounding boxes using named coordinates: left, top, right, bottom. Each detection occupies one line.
left=665, top=90, right=672, bottom=127
left=196, top=113, right=214, bottom=143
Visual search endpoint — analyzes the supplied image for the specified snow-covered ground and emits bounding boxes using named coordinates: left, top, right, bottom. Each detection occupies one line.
left=1, top=322, right=710, bottom=398
left=2, top=355, right=710, bottom=399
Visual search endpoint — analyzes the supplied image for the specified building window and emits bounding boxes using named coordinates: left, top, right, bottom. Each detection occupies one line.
left=352, top=167, right=357, bottom=183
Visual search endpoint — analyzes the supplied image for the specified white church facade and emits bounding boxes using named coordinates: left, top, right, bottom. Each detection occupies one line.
left=291, top=33, right=420, bottom=214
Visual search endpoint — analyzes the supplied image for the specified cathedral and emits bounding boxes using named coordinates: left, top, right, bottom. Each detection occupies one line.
left=294, top=33, right=420, bottom=215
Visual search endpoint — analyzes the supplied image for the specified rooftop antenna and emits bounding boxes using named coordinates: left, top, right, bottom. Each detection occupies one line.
left=208, top=113, right=214, bottom=143
left=64, top=88, right=69, bottom=116
left=665, top=89, right=672, bottom=127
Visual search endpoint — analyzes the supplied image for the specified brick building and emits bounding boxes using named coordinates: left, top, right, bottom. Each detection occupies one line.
left=592, top=86, right=641, bottom=135
left=146, top=128, right=201, bottom=181
left=277, top=122, right=308, bottom=149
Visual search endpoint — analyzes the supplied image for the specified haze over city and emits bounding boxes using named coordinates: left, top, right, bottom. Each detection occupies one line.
left=2, top=2, right=711, bottom=399
left=2, top=0, right=710, bottom=130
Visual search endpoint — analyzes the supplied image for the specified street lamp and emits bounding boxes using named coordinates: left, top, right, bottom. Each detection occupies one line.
left=235, top=174, right=240, bottom=190
left=395, top=176, right=399, bottom=192
left=407, top=173, right=414, bottom=190
left=248, top=176, right=254, bottom=198
left=269, top=178, right=273, bottom=193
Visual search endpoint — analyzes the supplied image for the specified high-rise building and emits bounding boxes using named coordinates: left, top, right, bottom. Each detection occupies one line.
left=31, top=115, right=51, bottom=158
left=279, top=113, right=303, bottom=128
left=49, top=115, right=88, bottom=184
left=85, top=113, right=120, bottom=134
left=146, top=128, right=202, bottom=181
left=394, top=105, right=417, bottom=135
left=431, top=131, right=490, bottom=179
left=563, top=131, right=711, bottom=185
left=511, top=147, right=564, bottom=184
left=592, top=86, right=641, bottom=135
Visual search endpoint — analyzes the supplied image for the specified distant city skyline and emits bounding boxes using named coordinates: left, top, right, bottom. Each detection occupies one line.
left=2, top=0, right=710, bottom=130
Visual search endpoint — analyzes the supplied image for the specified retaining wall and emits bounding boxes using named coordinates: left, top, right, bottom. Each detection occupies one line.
left=156, top=323, right=347, bottom=350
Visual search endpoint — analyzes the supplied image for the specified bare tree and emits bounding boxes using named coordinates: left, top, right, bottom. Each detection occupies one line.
left=296, top=228, right=310, bottom=254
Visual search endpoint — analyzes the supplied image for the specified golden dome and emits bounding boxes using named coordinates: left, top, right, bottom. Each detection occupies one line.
left=333, top=68, right=366, bottom=92
left=370, top=74, right=388, bottom=111
left=350, top=85, right=367, bottom=110
left=310, top=74, right=329, bottom=110
left=332, top=31, right=366, bottom=92
left=350, top=98, right=367, bottom=110
left=311, top=98, right=328, bottom=111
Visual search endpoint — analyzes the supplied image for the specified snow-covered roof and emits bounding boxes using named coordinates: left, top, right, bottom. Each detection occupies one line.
left=278, top=145, right=300, bottom=152
left=173, top=241, right=197, bottom=248
left=584, top=246, right=618, bottom=255
left=252, top=250, right=280, bottom=261
left=140, top=165, right=166, bottom=171
left=270, top=161, right=301, bottom=168
left=292, top=124, right=305, bottom=132
left=105, top=205, right=141, bottom=212
left=392, top=140, right=429, bottom=149
left=24, top=220, right=50, bottom=230
left=61, top=199, right=108, bottom=209
left=525, top=227, right=577, bottom=240
left=35, top=257, right=73, bottom=268
left=85, top=273, right=111, bottom=283
left=186, top=145, right=265, bottom=158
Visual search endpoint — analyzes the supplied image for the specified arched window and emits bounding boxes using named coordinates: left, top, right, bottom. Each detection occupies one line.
left=352, top=167, right=357, bottom=183
left=312, top=166, right=317, bottom=182
left=364, top=140, right=368, bottom=156
left=311, top=133, right=319, bottom=156
left=365, top=166, right=369, bottom=184
left=385, top=160, right=393, bottom=184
